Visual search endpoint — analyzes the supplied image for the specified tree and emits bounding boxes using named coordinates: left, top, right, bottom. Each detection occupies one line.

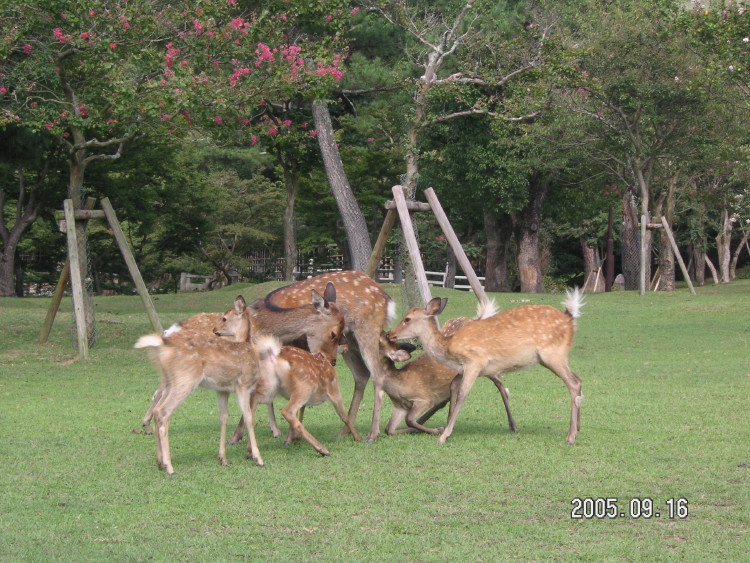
left=0, top=126, right=66, bottom=295
left=0, top=1, right=346, bottom=343
left=367, top=0, right=547, bottom=299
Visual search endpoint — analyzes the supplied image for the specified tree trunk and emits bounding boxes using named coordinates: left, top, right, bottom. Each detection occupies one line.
left=716, top=208, right=732, bottom=283
left=311, top=102, right=372, bottom=272
left=691, top=244, right=706, bottom=286
left=515, top=174, right=549, bottom=293
left=580, top=238, right=601, bottom=292
left=0, top=167, right=46, bottom=297
left=484, top=211, right=513, bottom=292
left=654, top=173, right=678, bottom=291
left=279, top=153, right=299, bottom=282
left=730, top=230, right=749, bottom=280
left=444, top=246, right=457, bottom=289
left=620, top=189, right=640, bottom=290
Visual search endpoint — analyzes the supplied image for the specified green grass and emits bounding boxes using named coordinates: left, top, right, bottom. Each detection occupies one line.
left=1, top=280, right=749, bottom=561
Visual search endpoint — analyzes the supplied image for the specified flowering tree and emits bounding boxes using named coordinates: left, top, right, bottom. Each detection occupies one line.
left=0, top=0, right=347, bottom=338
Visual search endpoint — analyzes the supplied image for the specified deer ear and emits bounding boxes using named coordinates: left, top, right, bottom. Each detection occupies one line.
left=234, top=295, right=247, bottom=314
left=311, top=289, right=328, bottom=312
left=323, top=282, right=336, bottom=303
left=425, top=297, right=447, bottom=316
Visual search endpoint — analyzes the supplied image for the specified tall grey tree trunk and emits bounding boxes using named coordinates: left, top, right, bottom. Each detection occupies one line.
left=312, top=102, right=372, bottom=271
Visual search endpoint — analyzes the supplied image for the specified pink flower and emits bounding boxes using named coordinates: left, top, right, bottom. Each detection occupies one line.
left=351, top=7, right=360, bottom=16
left=45, top=123, right=53, bottom=129
left=80, top=32, right=89, bottom=39
left=0, top=87, right=6, bottom=94
left=22, top=44, right=33, bottom=54
left=250, top=136, right=258, bottom=146
left=213, top=115, right=222, bottom=125
left=123, top=22, right=130, bottom=29
left=89, top=10, right=95, bottom=16
left=268, top=127, right=277, bottom=136
left=282, top=119, right=292, bottom=126
left=161, top=114, right=171, bottom=120
left=310, top=130, right=318, bottom=137
left=109, top=43, right=117, bottom=49
left=367, top=137, right=374, bottom=143
left=325, top=15, right=332, bottom=21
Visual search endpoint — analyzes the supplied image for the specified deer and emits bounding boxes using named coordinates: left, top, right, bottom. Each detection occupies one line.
left=134, top=329, right=282, bottom=474
left=139, top=285, right=344, bottom=437
left=256, top=270, right=396, bottom=442
left=254, top=345, right=363, bottom=457
left=387, top=288, right=584, bottom=445
left=378, top=316, right=517, bottom=436
left=170, top=296, right=362, bottom=462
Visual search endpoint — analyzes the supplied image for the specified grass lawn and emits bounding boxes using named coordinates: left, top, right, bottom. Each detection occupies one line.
left=1, top=279, right=748, bottom=561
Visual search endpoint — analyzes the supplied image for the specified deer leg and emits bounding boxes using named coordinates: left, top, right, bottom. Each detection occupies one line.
left=356, top=331, right=388, bottom=442
left=438, top=364, right=481, bottom=444
left=141, top=380, right=164, bottom=434
left=338, top=345, right=370, bottom=436
left=416, top=398, right=449, bottom=425
left=385, top=408, right=410, bottom=435
left=405, top=401, right=444, bottom=435
left=487, top=375, right=517, bottom=433
left=266, top=402, right=281, bottom=438
left=281, top=397, right=330, bottom=457
left=229, top=415, right=245, bottom=445
left=152, top=377, right=200, bottom=475
left=540, top=354, right=582, bottom=445
left=238, top=388, right=265, bottom=466
left=327, top=386, right=362, bottom=441
left=216, top=391, right=230, bottom=466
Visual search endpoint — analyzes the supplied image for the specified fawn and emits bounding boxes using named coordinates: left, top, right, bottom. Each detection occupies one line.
left=135, top=330, right=281, bottom=474
left=140, top=286, right=344, bottom=437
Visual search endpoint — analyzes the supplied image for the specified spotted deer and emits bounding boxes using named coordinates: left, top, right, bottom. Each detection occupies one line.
left=259, top=271, right=396, bottom=442
left=249, top=345, right=362, bottom=458
left=140, top=286, right=344, bottom=437
left=134, top=330, right=281, bottom=474
left=378, top=326, right=517, bottom=436
left=387, top=288, right=584, bottom=445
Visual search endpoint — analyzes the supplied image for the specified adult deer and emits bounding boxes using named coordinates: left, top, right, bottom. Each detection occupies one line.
left=140, top=286, right=344, bottom=437
left=259, top=271, right=395, bottom=442
left=387, top=288, right=584, bottom=445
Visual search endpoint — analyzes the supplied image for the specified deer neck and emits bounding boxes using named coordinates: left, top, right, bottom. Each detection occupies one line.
left=418, top=319, right=460, bottom=371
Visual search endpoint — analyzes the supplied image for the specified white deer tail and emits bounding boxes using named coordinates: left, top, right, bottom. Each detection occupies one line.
left=563, top=287, right=585, bottom=320
left=134, top=334, right=164, bottom=349
left=475, top=297, right=498, bottom=320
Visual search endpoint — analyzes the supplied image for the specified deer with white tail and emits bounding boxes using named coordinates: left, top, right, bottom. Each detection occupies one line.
left=387, top=288, right=584, bottom=445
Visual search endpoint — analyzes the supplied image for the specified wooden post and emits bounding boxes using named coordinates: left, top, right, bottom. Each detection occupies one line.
left=424, top=188, right=488, bottom=304
left=101, top=198, right=163, bottom=332
left=40, top=198, right=97, bottom=345
left=392, top=186, right=432, bottom=306
left=660, top=216, right=696, bottom=295
left=63, top=199, right=89, bottom=359
left=365, top=208, right=397, bottom=278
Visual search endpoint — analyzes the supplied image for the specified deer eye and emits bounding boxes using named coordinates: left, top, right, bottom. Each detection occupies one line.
left=404, top=317, right=411, bottom=323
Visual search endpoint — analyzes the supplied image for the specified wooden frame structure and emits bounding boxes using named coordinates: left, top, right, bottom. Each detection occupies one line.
left=366, top=185, right=488, bottom=306
left=640, top=214, right=696, bottom=296
left=40, top=197, right=163, bottom=358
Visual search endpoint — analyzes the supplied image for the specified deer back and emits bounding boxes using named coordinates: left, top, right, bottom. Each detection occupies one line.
left=264, top=271, right=394, bottom=334
left=274, top=346, right=339, bottom=407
